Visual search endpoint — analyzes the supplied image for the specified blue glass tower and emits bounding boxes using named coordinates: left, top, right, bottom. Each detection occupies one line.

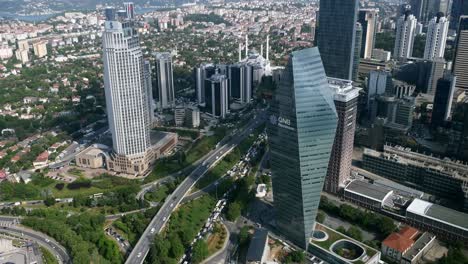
left=317, top=0, right=359, bottom=80
left=267, top=48, right=338, bottom=249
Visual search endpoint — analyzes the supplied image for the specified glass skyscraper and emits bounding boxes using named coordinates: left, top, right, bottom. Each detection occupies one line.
left=267, top=48, right=338, bottom=249
left=317, top=0, right=358, bottom=80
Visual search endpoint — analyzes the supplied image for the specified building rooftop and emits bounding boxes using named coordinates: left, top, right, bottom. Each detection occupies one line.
left=327, top=77, right=360, bottom=102
left=345, top=180, right=393, bottom=203
left=406, top=198, right=468, bottom=231
left=403, top=232, right=435, bottom=261
left=364, top=145, right=468, bottom=180
left=246, top=228, right=269, bottom=262
left=382, top=226, right=419, bottom=253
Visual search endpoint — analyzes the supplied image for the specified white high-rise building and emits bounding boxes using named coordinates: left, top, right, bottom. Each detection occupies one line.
left=155, top=52, right=175, bottom=109
left=102, top=12, right=152, bottom=175
left=394, top=11, right=417, bottom=60
left=424, top=13, right=449, bottom=60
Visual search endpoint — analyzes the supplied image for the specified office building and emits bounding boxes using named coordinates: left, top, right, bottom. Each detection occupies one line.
left=246, top=229, right=270, bottom=264
left=317, top=0, right=359, bottom=80
left=204, top=73, right=229, bottom=118
left=195, top=63, right=216, bottom=104
left=174, top=106, right=185, bottom=126
left=450, top=0, right=468, bottom=30
left=324, top=79, right=359, bottom=194
left=358, top=9, right=379, bottom=59
left=185, top=106, right=200, bottom=128
left=394, top=58, right=445, bottom=94
left=267, top=48, right=337, bottom=249
left=363, top=145, right=468, bottom=212
left=32, top=41, right=47, bottom=58
left=155, top=52, right=175, bottom=109
left=367, top=70, right=393, bottom=118
left=353, top=23, right=363, bottom=81
left=104, top=6, right=116, bottom=21
left=228, top=63, right=252, bottom=104
left=432, top=74, right=456, bottom=127
left=123, top=2, right=135, bottom=20
left=394, top=11, right=418, bottom=60
left=372, top=49, right=392, bottom=61
left=102, top=11, right=152, bottom=176
left=453, top=16, right=468, bottom=91
left=411, top=0, right=449, bottom=24
left=424, top=13, right=449, bottom=60
left=406, top=198, right=468, bottom=243
left=393, top=81, right=416, bottom=98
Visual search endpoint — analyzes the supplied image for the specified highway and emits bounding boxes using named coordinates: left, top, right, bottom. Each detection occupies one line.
left=0, top=225, right=70, bottom=264
left=125, top=110, right=267, bottom=264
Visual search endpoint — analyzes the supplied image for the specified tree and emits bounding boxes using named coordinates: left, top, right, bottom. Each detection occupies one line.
left=239, top=226, right=250, bottom=245
left=44, top=196, right=56, bottom=207
left=191, top=240, right=209, bottom=264
left=169, top=234, right=184, bottom=258
left=226, top=202, right=241, bottom=221
left=316, top=212, right=326, bottom=223
left=284, top=250, right=305, bottom=263
left=346, top=226, right=363, bottom=241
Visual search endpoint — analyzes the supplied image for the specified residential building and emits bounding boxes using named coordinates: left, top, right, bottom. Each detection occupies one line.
left=358, top=9, right=379, bottom=59
left=267, top=48, right=337, bottom=249
left=432, top=74, right=456, bottom=127
left=394, top=11, right=418, bottom=60
left=453, top=16, right=468, bottom=91
left=15, top=49, right=29, bottom=63
left=32, top=41, right=48, bottom=58
left=381, top=226, right=436, bottom=264
left=317, top=0, right=359, bottom=79
left=0, top=46, right=13, bottom=60
left=362, top=145, right=468, bottom=212
left=424, top=13, right=449, bottom=60
left=155, top=52, right=175, bottom=109
left=102, top=10, right=153, bottom=176
left=324, top=78, right=360, bottom=194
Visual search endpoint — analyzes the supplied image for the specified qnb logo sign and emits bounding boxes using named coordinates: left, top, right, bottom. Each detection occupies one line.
left=270, top=115, right=295, bottom=131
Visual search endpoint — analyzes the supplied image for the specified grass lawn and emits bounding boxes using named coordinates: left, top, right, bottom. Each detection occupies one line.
left=40, top=246, right=59, bottom=264
left=207, top=223, right=228, bottom=255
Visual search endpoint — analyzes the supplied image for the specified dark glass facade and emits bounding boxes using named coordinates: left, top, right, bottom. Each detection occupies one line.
left=317, top=0, right=358, bottom=80
left=267, top=48, right=338, bottom=249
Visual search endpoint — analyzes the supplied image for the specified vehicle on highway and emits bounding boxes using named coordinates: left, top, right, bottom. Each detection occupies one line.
left=137, top=252, right=142, bottom=258
left=163, top=217, right=167, bottom=222
left=150, top=228, right=155, bottom=234
left=170, top=203, right=174, bottom=207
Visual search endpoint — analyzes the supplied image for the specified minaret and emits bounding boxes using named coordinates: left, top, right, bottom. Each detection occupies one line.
left=245, top=34, right=249, bottom=59
left=266, top=35, right=270, bottom=61
left=238, top=42, right=242, bottom=62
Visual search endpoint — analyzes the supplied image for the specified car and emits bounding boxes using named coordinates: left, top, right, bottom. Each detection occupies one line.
left=150, top=228, right=155, bottom=234
left=163, top=217, right=167, bottom=222
left=137, top=252, right=142, bottom=258
left=170, top=203, right=174, bottom=207
left=45, top=239, right=50, bottom=243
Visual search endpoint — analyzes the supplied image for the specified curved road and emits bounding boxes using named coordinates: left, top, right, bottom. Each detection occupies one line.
left=1, top=225, right=70, bottom=264
left=125, top=110, right=267, bottom=264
